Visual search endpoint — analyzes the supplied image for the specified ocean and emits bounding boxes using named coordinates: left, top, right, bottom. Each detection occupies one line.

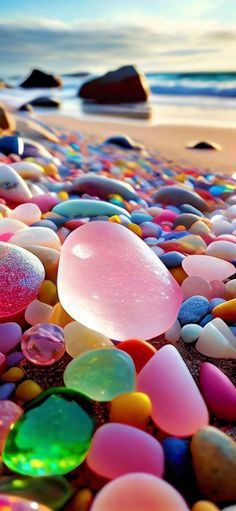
left=1, top=71, right=236, bottom=127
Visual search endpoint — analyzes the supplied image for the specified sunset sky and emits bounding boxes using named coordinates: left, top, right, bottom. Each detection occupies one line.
left=1, top=0, right=236, bottom=76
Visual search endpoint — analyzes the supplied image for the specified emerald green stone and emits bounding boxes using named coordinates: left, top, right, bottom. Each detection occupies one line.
left=63, top=348, right=136, bottom=402
left=2, top=388, right=95, bottom=477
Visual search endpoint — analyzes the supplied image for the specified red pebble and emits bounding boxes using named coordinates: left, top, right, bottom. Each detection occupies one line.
left=64, top=219, right=89, bottom=230
left=118, top=339, right=157, bottom=372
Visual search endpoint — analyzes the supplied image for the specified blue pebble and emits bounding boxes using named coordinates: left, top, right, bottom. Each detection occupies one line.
left=200, top=313, right=214, bottom=326
left=181, top=324, right=202, bottom=343
left=179, top=204, right=204, bottom=217
left=209, top=298, right=226, bottom=311
left=143, top=237, right=158, bottom=246
left=0, top=383, right=16, bottom=400
left=131, top=212, right=153, bottom=224
left=32, top=220, right=58, bottom=232
left=178, top=296, right=210, bottom=326
left=163, top=437, right=190, bottom=479
left=229, top=325, right=236, bottom=336
left=162, top=231, right=189, bottom=241
left=159, top=251, right=185, bottom=268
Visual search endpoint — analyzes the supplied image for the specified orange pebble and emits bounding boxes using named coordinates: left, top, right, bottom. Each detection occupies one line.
left=192, top=501, right=220, bottom=511
left=128, top=223, right=142, bottom=237
left=109, top=215, right=122, bottom=224
left=175, top=225, right=186, bottom=231
left=118, top=338, right=157, bottom=372
left=212, top=298, right=236, bottom=322
left=169, top=266, right=188, bottom=284
left=49, top=302, right=73, bottom=327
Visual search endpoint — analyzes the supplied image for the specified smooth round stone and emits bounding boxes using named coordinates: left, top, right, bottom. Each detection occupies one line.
left=117, top=339, right=157, bottom=372
left=210, top=279, right=226, bottom=299
left=52, top=199, right=131, bottom=219
left=178, top=296, right=210, bottom=326
left=158, top=235, right=207, bottom=255
left=165, top=319, right=181, bottom=343
left=29, top=194, right=59, bottom=213
left=191, top=426, right=236, bottom=502
left=209, top=298, right=226, bottom=310
left=212, top=220, right=233, bottom=236
left=9, top=203, right=41, bottom=225
left=64, top=321, right=114, bottom=358
left=21, top=324, right=65, bottom=366
left=110, top=392, right=152, bottom=429
left=0, top=383, right=16, bottom=400
left=9, top=227, right=61, bottom=250
left=196, top=318, right=236, bottom=359
left=0, top=352, right=6, bottom=373
left=0, top=400, right=23, bottom=452
left=159, top=251, right=185, bottom=268
left=226, top=279, right=236, bottom=299
left=72, top=174, right=137, bottom=200
left=192, top=502, right=220, bottom=511
left=0, top=476, right=73, bottom=510
left=140, top=222, right=162, bottom=239
left=0, top=495, right=52, bottom=511
left=90, top=473, right=190, bottom=511
left=138, top=345, right=209, bottom=437
left=199, top=313, right=213, bottom=326
left=162, top=437, right=193, bottom=495
left=181, top=276, right=212, bottom=301
left=3, top=388, right=95, bottom=476
left=0, top=242, right=45, bottom=317
left=87, top=423, right=164, bottom=479
left=64, top=348, right=135, bottom=402
left=173, top=213, right=202, bottom=229
left=0, top=164, right=32, bottom=202
left=152, top=186, right=206, bottom=211
left=0, top=323, right=22, bottom=354
left=0, top=218, right=28, bottom=234
left=58, top=221, right=182, bottom=340
left=207, top=240, right=236, bottom=261
left=212, top=298, right=236, bottom=322
left=6, top=351, right=24, bottom=368
left=182, top=255, right=235, bottom=281
left=11, top=161, right=44, bottom=178
left=200, top=362, right=236, bottom=421
left=181, top=324, right=202, bottom=343
left=24, top=300, right=53, bottom=326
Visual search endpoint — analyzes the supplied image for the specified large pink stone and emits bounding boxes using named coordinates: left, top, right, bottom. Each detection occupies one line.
left=90, top=473, right=190, bottom=511
left=137, top=344, right=209, bottom=437
left=87, top=423, right=164, bottom=479
left=58, top=222, right=182, bottom=340
left=200, top=362, right=236, bottom=421
left=182, top=255, right=235, bottom=281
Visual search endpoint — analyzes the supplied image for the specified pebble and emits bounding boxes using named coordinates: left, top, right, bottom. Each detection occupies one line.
left=196, top=317, right=236, bottom=358
left=138, top=345, right=209, bottom=436
left=15, top=379, right=43, bottom=401
left=0, top=400, right=23, bottom=452
left=182, top=255, right=235, bottom=281
left=64, top=321, right=114, bottom=358
left=53, top=198, right=131, bottom=219
left=110, top=392, right=152, bottom=429
left=153, top=186, right=206, bottom=211
left=0, top=322, right=22, bottom=354
left=199, top=362, right=236, bottom=421
left=159, top=251, right=185, bottom=268
left=0, top=382, right=16, bottom=400
left=9, top=203, right=42, bottom=225
left=0, top=164, right=32, bottom=202
left=72, top=174, right=137, bottom=200
left=87, top=423, right=164, bottom=479
left=9, top=226, right=61, bottom=250
left=192, top=502, right=220, bottom=511
left=207, top=240, right=236, bottom=261
left=190, top=426, right=236, bottom=502
left=178, top=296, right=210, bottom=326
left=181, top=276, right=212, bottom=301
left=117, top=338, right=157, bottom=372
left=212, top=298, right=236, bottom=322
left=181, top=324, right=202, bottom=343
left=0, top=495, right=52, bottom=511
left=21, top=324, right=65, bottom=366
left=165, top=319, right=181, bottom=343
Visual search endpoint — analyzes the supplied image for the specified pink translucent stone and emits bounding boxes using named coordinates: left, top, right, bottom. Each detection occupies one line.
left=90, top=473, right=190, bottom=511
left=138, top=345, right=209, bottom=437
left=0, top=242, right=45, bottom=318
left=182, top=254, right=235, bottom=281
left=200, top=362, right=236, bottom=421
left=0, top=494, right=51, bottom=511
left=210, top=279, right=226, bottom=299
left=58, top=222, right=182, bottom=340
left=0, top=400, right=23, bottom=452
left=181, top=276, right=212, bottom=301
left=21, top=323, right=65, bottom=366
left=87, top=423, right=164, bottom=479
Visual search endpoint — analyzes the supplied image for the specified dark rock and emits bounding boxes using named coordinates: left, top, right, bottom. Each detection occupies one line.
left=20, top=69, right=62, bottom=88
left=153, top=186, right=207, bottom=212
left=186, top=140, right=222, bottom=150
left=29, top=97, right=60, bottom=108
left=78, top=65, right=150, bottom=104
left=18, top=103, right=33, bottom=112
left=0, top=104, right=15, bottom=132
left=104, top=134, right=144, bottom=150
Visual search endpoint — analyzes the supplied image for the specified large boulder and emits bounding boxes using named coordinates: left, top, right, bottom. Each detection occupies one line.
left=78, top=65, right=150, bottom=104
left=20, top=69, right=62, bottom=88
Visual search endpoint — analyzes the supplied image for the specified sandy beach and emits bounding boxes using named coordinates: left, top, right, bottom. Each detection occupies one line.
left=39, top=113, right=236, bottom=176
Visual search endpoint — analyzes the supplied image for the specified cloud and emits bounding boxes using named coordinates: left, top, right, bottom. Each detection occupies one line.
left=0, top=17, right=235, bottom=76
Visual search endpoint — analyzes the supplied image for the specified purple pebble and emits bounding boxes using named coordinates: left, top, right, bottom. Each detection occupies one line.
left=0, top=383, right=16, bottom=400
left=6, top=351, right=24, bottom=369
left=0, top=323, right=22, bottom=354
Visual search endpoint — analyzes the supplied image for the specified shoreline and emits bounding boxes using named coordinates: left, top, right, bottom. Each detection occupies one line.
left=39, top=113, right=236, bottom=176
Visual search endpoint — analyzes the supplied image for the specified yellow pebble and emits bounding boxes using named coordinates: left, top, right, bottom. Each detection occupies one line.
left=110, top=392, right=152, bottom=430
left=66, top=488, right=93, bottom=511
left=49, top=302, right=73, bottom=327
left=109, top=215, right=122, bottom=223
left=38, top=280, right=58, bottom=306
left=169, top=266, right=188, bottom=284
left=1, top=367, right=25, bottom=383
left=42, top=162, right=59, bottom=178
left=128, top=223, right=142, bottom=237
left=58, top=191, right=69, bottom=201
left=192, top=501, right=220, bottom=511
left=16, top=380, right=43, bottom=402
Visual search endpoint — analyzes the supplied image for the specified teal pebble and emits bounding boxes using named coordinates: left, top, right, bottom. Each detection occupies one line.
left=180, top=324, right=202, bottom=343
left=52, top=199, right=131, bottom=218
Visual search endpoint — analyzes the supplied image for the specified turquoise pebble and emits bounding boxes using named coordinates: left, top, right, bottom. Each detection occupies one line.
left=52, top=199, right=131, bottom=218
left=180, top=324, right=202, bottom=343
left=131, top=212, right=153, bottom=224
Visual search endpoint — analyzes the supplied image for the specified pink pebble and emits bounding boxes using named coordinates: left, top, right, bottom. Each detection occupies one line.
left=181, top=276, right=212, bottom=301
left=29, top=194, right=59, bottom=213
left=210, top=279, right=226, bottom=299
left=0, top=353, right=6, bottom=374
left=0, top=322, right=22, bottom=354
left=90, top=473, right=190, bottom=511
left=153, top=211, right=178, bottom=224
left=200, top=362, right=236, bottom=421
left=58, top=222, right=182, bottom=341
left=0, top=400, right=23, bottom=452
left=0, top=233, right=13, bottom=242
left=182, top=254, right=235, bottom=281
left=87, top=423, right=164, bottom=479
left=138, top=344, right=209, bottom=437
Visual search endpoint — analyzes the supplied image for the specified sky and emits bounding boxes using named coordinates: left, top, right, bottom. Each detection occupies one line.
left=1, top=0, right=236, bottom=77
